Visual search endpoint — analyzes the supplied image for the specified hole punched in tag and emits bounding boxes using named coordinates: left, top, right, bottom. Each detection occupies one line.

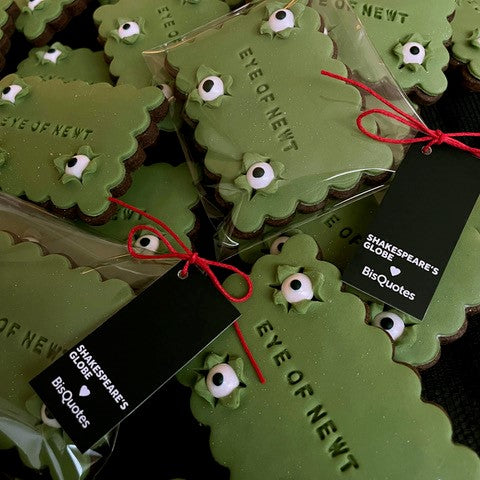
left=177, top=269, right=188, bottom=280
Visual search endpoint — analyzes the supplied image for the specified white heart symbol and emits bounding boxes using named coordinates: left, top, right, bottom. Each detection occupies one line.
left=79, top=385, right=90, bottom=397
left=390, top=266, right=401, bottom=277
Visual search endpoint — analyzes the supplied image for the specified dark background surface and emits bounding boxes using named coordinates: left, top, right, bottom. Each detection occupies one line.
left=0, top=2, right=479, bottom=478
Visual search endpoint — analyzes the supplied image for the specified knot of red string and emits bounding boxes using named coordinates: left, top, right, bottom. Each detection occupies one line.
left=321, top=70, right=480, bottom=158
left=108, top=197, right=265, bottom=383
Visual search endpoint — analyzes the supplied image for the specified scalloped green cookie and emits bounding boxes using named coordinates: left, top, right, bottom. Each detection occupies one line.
left=0, top=231, right=134, bottom=409
left=345, top=0, right=455, bottom=102
left=177, top=234, right=480, bottom=479
left=15, top=0, right=91, bottom=46
left=450, top=0, right=480, bottom=88
left=83, top=162, right=199, bottom=249
left=0, top=0, right=20, bottom=70
left=166, top=0, right=393, bottom=236
left=0, top=74, right=167, bottom=223
left=368, top=197, right=480, bottom=368
left=16, top=42, right=112, bottom=84
left=93, top=0, right=230, bottom=88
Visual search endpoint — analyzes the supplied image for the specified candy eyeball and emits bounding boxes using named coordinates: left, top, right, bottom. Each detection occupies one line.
left=372, top=311, right=405, bottom=341
left=268, top=9, right=295, bottom=33
left=41, top=404, right=61, bottom=429
left=1, top=85, right=23, bottom=104
left=401, top=42, right=426, bottom=65
left=159, top=84, right=174, bottom=101
left=281, top=273, right=314, bottom=304
left=134, top=234, right=160, bottom=252
left=28, top=0, right=44, bottom=10
left=65, top=155, right=91, bottom=179
left=43, top=47, right=62, bottom=64
left=118, top=21, right=140, bottom=39
left=206, top=363, right=240, bottom=398
left=198, top=76, right=224, bottom=102
left=246, top=162, right=275, bottom=190
left=270, top=235, right=290, bottom=255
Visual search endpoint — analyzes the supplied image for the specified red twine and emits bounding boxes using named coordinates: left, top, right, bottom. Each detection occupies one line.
left=321, top=70, right=480, bottom=158
left=108, top=197, right=265, bottom=384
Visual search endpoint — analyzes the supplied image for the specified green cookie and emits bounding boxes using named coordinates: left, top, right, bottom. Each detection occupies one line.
left=15, top=0, right=91, bottom=46
left=0, top=74, right=166, bottom=223
left=177, top=234, right=480, bottom=479
left=450, top=0, right=480, bottom=86
left=83, top=162, right=199, bottom=249
left=16, top=42, right=112, bottom=84
left=93, top=0, right=230, bottom=88
left=0, top=0, right=20, bottom=71
left=368, top=197, right=480, bottom=367
left=166, top=0, right=393, bottom=236
left=0, top=231, right=133, bottom=479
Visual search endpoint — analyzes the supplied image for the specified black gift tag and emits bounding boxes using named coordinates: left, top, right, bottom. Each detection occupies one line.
left=30, top=265, right=240, bottom=452
left=343, top=144, right=480, bottom=319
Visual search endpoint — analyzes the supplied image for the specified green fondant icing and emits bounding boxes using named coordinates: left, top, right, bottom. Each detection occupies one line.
left=93, top=0, right=230, bottom=88
left=451, top=0, right=480, bottom=80
left=167, top=0, right=393, bottom=234
left=0, top=231, right=134, bottom=410
left=177, top=234, right=480, bottom=479
left=82, top=162, right=198, bottom=248
left=15, top=0, right=79, bottom=42
left=16, top=42, right=113, bottom=84
left=0, top=74, right=165, bottom=218
left=347, top=0, right=455, bottom=96
left=0, top=0, right=15, bottom=38
left=369, top=197, right=480, bottom=367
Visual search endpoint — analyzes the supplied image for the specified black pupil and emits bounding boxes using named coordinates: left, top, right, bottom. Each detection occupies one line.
left=409, top=45, right=420, bottom=55
left=2, top=87, right=10, bottom=95
left=123, top=23, right=131, bottom=30
left=275, top=10, right=287, bottom=20
left=139, top=237, right=150, bottom=247
left=252, top=167, right=264, bottom=178
left=290, top=279, right=302, bottom=291
left=212, top=372, right=224, bottom=386
left=44, top=407, right=54, bottom=419
left=277, top=241, right=285, bottom=252
left=202, top=79, right=215, bottom=93
left=67, top=158, right=77, bottom=168
left=47, top=48, right=55, bottom=54
left=380, top=317, right=394, bottom=330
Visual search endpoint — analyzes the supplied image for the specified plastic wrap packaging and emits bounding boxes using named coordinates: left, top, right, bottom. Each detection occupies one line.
left=143, top=0, right=421, bottom=261
left=0, top=193, right=178, bottom=480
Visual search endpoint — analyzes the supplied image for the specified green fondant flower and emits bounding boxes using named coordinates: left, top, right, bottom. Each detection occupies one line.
left=272, top=264, right=324, bottom=314
left=233, top=153, right=284, bottom=198
left=188, top=65, right=233, bottom=108
left=393, top=33, right=431, bottom=71
left=35, top=42, right=71, bottom=65
left=109, top=18, right=145, bottom=45
left=0, top=77, right=30, bottom=106
left=260, top=1, right=306, bottom=39
left=54, top=145, right=98, bottom=185
left=0, top=148, right=8, bottom=167
left=193, top=353, right=246, bottom=409
left=21, top=0, right=46, bottom=15
left=468, top=28, right=480, bottom=48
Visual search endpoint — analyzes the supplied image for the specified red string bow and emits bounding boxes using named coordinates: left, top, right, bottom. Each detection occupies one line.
left=108, top=197, right=265, bottom=384
left=321, top=70, right=480, bottom=157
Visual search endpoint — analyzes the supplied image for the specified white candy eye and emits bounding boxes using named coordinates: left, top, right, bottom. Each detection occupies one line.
left=281, top=273, right=313, bottom=304
left=270, top=235, right=290, bottom=255
left=28, top=0, right=44, bottom=10
left=118, top=21, right=140, bottom=39
left=246, top=162, right=275, bottom=190
left=159, top=84, right=174, bottom=101
left=268, top=9, right=295, bottom=33
left=206, top=363, right=239, bottom=399
left=372, top=311, right=405, bottom=341
left=1, top=85, right=23, bottom=104
left=41, top=404, right=61, bottom=429
left=402, top=42, right=425, bottom=65
left=198, top=76, right=224, bottom=102
left=65, top=155, right=90, bottom=179
left=134, top=234, right=160, bottom=252
left=43, top=47, right=62, bottom=63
